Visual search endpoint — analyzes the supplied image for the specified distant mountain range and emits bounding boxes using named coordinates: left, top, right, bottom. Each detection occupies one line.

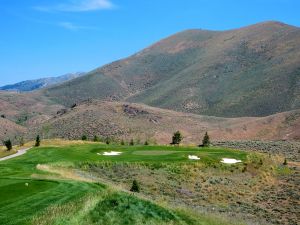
left=0, top=72, right=86, bottom=92
left=43, top=21, right=300, bottom=117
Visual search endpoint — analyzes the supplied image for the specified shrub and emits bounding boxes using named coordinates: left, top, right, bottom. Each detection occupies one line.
left=144, top=140, right=149, bottom=146
left=105, top=137, right=110, bottom=145
left=19, top=137, right=24, bottom=147
left=35, top=135, right=41, bottom=147
left=171, top=131, right=183, bottom=145
left=130, top=180, right=140, bottom=193
left=93, top=135, right=100, bottom=142
left=3, top=139, right=12, bottom=151
left=283, top=158, right=288, bottom=165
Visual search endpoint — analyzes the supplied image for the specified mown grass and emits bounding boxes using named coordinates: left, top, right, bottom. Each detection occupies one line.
left=9, top=143, right=246, bottom=165
left=0, top=141, right=248, bottom=225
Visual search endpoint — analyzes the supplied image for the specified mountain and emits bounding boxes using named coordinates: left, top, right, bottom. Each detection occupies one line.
left=31, top=100, right=300, bottom=143
left=0, top=72, right=85, bottom=92
left=43, top=21, right=300, bottom=117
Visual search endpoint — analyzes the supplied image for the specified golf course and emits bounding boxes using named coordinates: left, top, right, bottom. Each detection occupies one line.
left=0, top=140, right=290, bottom=225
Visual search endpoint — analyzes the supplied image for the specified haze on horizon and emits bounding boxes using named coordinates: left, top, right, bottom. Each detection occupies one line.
left=0, top=0, right=299, bottom=86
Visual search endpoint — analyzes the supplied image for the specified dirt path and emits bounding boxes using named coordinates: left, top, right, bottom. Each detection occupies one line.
left=0, top=148, right=31, bottom=161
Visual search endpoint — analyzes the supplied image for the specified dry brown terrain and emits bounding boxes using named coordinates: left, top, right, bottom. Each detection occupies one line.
left=0, top=117, right=27, bottom=141
left=33, top=100, right=300, bottom=144
left=0, top=91, right=62, bottom=122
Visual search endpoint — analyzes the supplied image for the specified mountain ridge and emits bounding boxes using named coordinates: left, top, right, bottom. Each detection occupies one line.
left=43, top=21, right=300, bottom=117
left=0, top=72, right=86, bottom=92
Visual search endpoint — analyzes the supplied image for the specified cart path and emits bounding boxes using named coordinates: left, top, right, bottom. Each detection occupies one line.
left=0, top=148, right=31, bottom=161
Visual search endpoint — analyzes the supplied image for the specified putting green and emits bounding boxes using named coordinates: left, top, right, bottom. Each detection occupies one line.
left=132, top=150, right=178, bottom=155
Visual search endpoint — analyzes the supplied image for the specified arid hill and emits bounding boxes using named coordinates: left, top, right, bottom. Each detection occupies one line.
left=0, top=117, right=27, bottom=142
left=34, top=100, right=300, bottom=144
left=43, top=21, right=300, bottom=117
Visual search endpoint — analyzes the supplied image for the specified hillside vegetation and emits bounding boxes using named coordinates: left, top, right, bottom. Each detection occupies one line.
left=43, top=21, right=300, bottom=117
left=32, top=100, right=300, bottom=143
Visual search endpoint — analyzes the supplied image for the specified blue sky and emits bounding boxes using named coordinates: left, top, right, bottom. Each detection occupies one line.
left=0, top=0, right=299, bottom=86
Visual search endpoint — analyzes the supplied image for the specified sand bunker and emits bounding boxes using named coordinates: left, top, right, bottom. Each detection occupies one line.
left=188, top=155, right=200, bottom=160
left=221, top=158, right=242, bottom=164
left=99, top=151, right=122, bottom=156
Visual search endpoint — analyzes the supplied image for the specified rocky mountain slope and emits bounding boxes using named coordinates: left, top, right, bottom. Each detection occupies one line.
left=43, top=21, right=300, bottom=117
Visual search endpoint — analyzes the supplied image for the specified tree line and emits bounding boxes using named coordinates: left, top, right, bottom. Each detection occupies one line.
left=171, top=131, right=210, bottom=147
left=2, top=135, right=41, bottom=151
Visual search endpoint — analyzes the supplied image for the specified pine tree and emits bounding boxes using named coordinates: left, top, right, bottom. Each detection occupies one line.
left=129, top=139, right=134, bottom=146
left=3, top=139, right=12, bottom=151
left=35, top=135, right=41, bottom=147
left=171, top=131, right=183, bottom=145
left=130, top=180, right=140, bottom=193
left=202, top=132, right=210, bottom=147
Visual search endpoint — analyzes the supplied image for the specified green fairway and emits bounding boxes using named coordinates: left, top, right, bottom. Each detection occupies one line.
left=0, top=142, right=247, bottom=225
left=0, top=144, right=246, bottom=165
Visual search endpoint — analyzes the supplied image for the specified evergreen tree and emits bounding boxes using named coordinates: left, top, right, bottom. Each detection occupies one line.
left=283, top=158, right=288, bottom=165
left=105, top=137, right=110, bottom=145
left=121, top=139, right=125, bottom=145
left=144, top=140, right=149, bottom=146
left=35, top=135, right=41, bottom=147
left=129, top=139, right=134, bottom=146
left=81, top=135, right=88, bottom=141
left=130, top=180, right=140, bottom=193
left=3, top=139, right=12, bottom=151
left=171, top=131, right=183, bottom=145
left=202, top=132, right=210, bottom=147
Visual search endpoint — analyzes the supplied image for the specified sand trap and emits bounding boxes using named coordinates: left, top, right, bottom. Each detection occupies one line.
left=221, top=158, right=242, bottom=164
left=188, top=155, right=200, bottom=160
left=100, top=151, right=122, bottom=156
